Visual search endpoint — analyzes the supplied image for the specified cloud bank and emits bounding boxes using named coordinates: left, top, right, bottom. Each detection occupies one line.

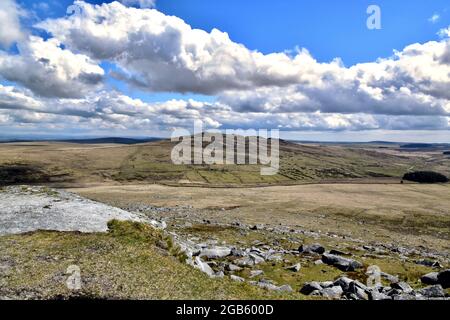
left=0, top=1, right=448, bottom=135
left=0, top=0, right=26, bottom=48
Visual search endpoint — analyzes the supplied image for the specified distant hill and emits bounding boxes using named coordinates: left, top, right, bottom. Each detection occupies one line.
left=0, top=137, right=162, bottom=145
left=1, top=135, right=450, bottom=186
left=59, top=137, right=162, bottom=144
left=368, top=141, right=399, bottom=145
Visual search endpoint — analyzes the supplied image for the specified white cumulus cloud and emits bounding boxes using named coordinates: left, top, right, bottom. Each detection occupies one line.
left=0, top=0, right=26, bottom=48
left=0, top=1, right=447, bottom=134
left=0, top=36, right=104, bottom=98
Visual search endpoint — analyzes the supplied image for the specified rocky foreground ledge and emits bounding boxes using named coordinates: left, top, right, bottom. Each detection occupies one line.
left=173, top=235, right=450, bottom=300
left=0, top=186, right=164, bottom=235
left=0, top=186, right=449, bottom=300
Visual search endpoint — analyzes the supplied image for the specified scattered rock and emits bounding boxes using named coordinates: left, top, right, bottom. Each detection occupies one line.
left=329, top=249, right=350, bottom=256
left=369, top=290, right=391, bottom=300
left=380, top=271, right=399, bottom=284
left=278, top=285, right=294, bottom=293
left=386, top=288, right=403, bottom=297
left=235, top=256, right=254, bottom=267
left=352, top=290, right=369, bottom=301
left=285, top=263, right=301, bottom=272
left=300, top=282, right=323, bottom=295
left=230, top=248, right=245, bottom=257
left=215, top=271, right=225, bottom=278
left=250, top=270, right=264, bottom=278
left=415, top=259, right=442, bottom=268
left=266, top=254, right=283, bottom=262
left=391, top=282, right=413, bottom=294
left=230, top=275, right=245, bottom=282
left=319, top=281, right=334, bottom=289
left=418, top=285, right=445, bottom=298
left=392, top=294, right=418, bottom=300
left=149, top=220, right=167, bottom=230
left=200, top=247, right=231, bottom=259
left=321, top=253, right=363, bottom=271
left=256, top=280, right=279, bottom=291
left=193, top=257, right=215, bottom=277
left=437, top=270, right=450, bottom=289
left=248, top=253, right=265, bottom=265
left=321, top=286, right=343, bottom=299
left=226, top=264, right=242, bottom=272
left=421, top=272, right=439, bottom=285
left=333, top=277, right=353, bottom=292
left=299, top=243, right=325, bottom=254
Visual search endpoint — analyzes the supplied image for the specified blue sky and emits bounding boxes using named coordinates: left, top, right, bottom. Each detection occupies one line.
left=0, top=0, right=449, bottom=141
left=23, top=0, right=450, bottom=65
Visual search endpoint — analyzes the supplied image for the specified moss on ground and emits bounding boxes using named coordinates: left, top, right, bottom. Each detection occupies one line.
left=0, top=221, right=301, bottom=300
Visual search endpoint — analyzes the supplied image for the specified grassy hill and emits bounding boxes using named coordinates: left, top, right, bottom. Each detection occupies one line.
left=0, top=137, right=448, bottom=186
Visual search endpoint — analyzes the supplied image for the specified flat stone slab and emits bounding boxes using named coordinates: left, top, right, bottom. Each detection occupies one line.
left=0, top=186, right=143, bottom=235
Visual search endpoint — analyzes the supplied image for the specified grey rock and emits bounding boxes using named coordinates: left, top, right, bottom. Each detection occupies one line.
left=437, top=269, right=450, bottom=289
left=319, top=281, right=334, bottom=289
left=250, top=270, right=264, bottom=278
left=0, top=186, right=143, bottom=235
left=230, top=248, right=246, bottom=257
left=380, top=271, right=399, bottom=284
left=310, top=290, right=322, bottom=296
left=250, top=247, right=264, bottom=254
left=386, top=288, right=403, bottom=297
left=333, top=277, right=354, bottom=291
left=418, top=285, right=445, bottom=298
left=329, top=249, right=350, bottom=256
left=278, top=284, right=294, bottom=292
left=249, top=253, right=265, bottom=265
left=346, top=293, right=359, bottom=300
left=300, top=282, right=323, bottom=295
left=235, top=256, right=254, bottom=267
left=415, top=259, right=442, bottom=268
left=226, top=264, right=242, bottom=272
left=299, top=243, right=325, bottom=254
left=381, top=286, right=393, bottom=294
left=266, top=254, right=283, bottom=262
left=369, top=290, right=391, bottom=300
left=200, top=247, right=232, bottom=259
left=285, top=263, right=301, bottom=272
left=391, top=281, right=413, bottom=294
left=321, top=286, right=343, bottom=299
left=230, top=275, right=245, bottom=282
left=392, top=294, right=418, bottom=300
left=354, top=280, right=369, bottom=291
left=194, top=257, right=215, bottom=277
left=421, top=272, right=439, bottom=285
left=352, top=287, right=368, bottom=300
left=322, top=254, right=363, bottom=271
left=345, top=280, right=369, bottom=300
left=391, top=246, right=409, bottom=255
left=255, top=281, right=279, bottom=291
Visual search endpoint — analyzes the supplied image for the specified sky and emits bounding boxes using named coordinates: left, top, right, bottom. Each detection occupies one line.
left=0, top=0, right=449, bottom=142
